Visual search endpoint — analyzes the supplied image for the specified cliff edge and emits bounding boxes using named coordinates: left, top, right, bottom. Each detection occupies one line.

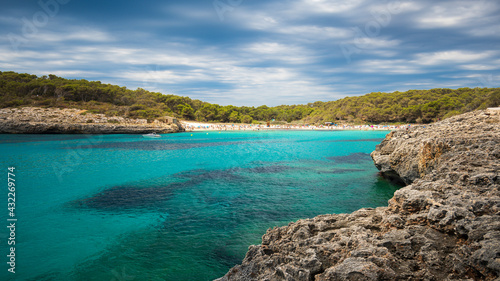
left=0, top=107, right=184, bottom=134
left=217, top=109, right=499, bottom=280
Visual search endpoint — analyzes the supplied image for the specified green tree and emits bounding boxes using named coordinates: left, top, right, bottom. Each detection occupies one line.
left=241, top=115, right=253, bottom=124
left=177, top=104, right=194, bottom=119
left=229, top=111, right=240, bottom=123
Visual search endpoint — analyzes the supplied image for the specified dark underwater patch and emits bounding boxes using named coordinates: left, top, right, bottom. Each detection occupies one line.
left=210, top=245, right=245, bottom=268
left=70, top=140, right=247, bottom=151
left=74, top=184, right=176, bottom=210
left=242, top=209, right=298, bottom=222
left=317, top=168, right=366, bottom=174
left=326, top=152, right=373, bottom=164
left=324, top=138, right=384, bottom=143
left=175, top=168, right=246, bottom=182
left=245, top=165, right=294, bottom=174
left=73, top=169, right=245, bottom=211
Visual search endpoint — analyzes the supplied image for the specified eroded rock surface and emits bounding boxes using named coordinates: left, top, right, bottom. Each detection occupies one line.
left=0, top=107, right=183, bottom=134
left=217, top=109, right=500, bottom=281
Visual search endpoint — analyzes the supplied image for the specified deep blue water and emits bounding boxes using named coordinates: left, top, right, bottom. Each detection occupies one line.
left=0, top=130, right=399, bottom=280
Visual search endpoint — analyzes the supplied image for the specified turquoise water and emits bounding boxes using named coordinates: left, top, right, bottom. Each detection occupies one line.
left=0, top=130, right=399, bottom=281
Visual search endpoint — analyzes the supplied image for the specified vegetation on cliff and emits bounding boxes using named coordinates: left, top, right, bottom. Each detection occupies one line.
left=1, top=71, right=498, bottom=124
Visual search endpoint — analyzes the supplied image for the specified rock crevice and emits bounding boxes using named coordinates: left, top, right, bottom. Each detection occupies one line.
left=217, top=109, right=500, bottom=281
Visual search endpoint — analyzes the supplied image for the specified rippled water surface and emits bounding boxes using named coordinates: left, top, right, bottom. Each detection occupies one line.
left=0, top=130, right=399, bottom=280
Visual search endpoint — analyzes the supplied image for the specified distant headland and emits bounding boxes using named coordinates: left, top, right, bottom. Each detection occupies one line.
left=1, top=71, right=499, bottom=128
left=0, top=107, right=182, bottom=134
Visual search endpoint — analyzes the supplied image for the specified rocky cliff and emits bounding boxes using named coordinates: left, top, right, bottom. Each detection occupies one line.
left=0, top=107, right=183, bottom=134
left=216, top=109, right=500, bottom=281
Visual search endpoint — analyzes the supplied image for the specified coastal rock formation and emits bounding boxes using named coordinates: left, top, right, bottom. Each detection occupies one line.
left=0, top=107, right=183, bottom=134
left=217, top=109, right=500, bottom=281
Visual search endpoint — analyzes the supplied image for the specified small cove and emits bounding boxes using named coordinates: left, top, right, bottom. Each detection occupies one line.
left=0, top=130, right=400, bottom=280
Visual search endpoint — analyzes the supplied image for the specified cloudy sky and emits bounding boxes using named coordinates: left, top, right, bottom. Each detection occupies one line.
left=1, top=0, right=499, bottom=106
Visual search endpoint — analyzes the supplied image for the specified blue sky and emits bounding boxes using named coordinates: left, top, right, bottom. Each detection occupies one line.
left=1, top=0, right=499, bottom=106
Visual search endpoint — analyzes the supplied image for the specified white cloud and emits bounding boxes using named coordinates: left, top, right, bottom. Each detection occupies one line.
left=356, top=59, right=423, bottom=74
left=354, top=50, right=498, bottom=75
left=20, top=42, right=333, bottom=105
left=297, top=0, right=367, bottom=14
left=235, top=10, right=351, bottom=42
left=244, top=42, right=295, bottom=55
left=1, top=0, right=499, bottom=106
left=39, top=70, right=104, bottom=77
left=277, top=25, right=351, bottom=40
left=415, top=0, right=496, bottom=29
left=121, top=69, right=211, bottom=84
left=466, top=24, right=500, bottom=37
left=414, top=50, right=495, bottom=66
left=403, top=82, right=432, bottom=86
left=345, top=36, right=401, bottom=50
left=459, top=64, right=499, bottom=71
left=242, top=42, right=315, bottom=64
left=17, top=26, right=114, bottom=44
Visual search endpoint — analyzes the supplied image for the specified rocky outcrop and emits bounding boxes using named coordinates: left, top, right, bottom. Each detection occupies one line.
left=0, top=107, right=184, bottom=134
left=217, top=109, right=500, bottom=281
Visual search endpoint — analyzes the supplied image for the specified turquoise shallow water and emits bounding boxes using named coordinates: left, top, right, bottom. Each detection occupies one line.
left=0, top=130, right=399, bottom=281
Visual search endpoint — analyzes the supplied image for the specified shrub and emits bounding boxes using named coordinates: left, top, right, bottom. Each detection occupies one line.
left=130, top=104, right=147, bottom=111
left=5, top=99, right=26, bottom=107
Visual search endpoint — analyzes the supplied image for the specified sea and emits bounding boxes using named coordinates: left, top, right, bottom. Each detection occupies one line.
left=0, top=130, right=400, bottom=281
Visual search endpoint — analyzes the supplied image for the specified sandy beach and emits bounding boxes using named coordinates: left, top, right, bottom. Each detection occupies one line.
left=181, top=121, right=409, bottom=132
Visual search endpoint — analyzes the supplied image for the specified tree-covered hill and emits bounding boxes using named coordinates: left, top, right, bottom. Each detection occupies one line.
left=1, top=71, right=498, bottom=124
left=0, top=71, right=312, bottom=123
left=304, top=88, right=500, bottom=124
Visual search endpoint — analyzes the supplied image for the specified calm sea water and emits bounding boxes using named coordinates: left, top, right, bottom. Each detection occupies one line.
left=0, top=130, right=399, bottom=281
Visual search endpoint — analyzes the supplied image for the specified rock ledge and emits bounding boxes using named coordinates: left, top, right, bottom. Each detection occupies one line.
left=0, top=107, right=183, bottom=134
left=217, top=109, right=499, bottom=281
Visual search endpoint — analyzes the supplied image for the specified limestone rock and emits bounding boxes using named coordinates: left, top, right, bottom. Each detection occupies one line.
left=0, top=107, right=184, bottom=134
left=217, top=109, right=500, bottom=281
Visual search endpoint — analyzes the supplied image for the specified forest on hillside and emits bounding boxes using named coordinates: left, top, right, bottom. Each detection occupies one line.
left=0, top=71, right=312, bottom=124
left=303, top=87, right=500, bottom=124
left=1, top=71, right=499, bottom=124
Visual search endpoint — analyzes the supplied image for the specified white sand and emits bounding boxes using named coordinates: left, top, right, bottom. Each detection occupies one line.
left=180, top=121, right=407, bottom=132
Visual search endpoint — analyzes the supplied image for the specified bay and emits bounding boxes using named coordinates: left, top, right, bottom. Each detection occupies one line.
left=0, top=130, right=399, bottom=281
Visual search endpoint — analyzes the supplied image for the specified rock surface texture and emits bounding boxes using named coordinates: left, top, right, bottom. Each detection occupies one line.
left=0, top=107, right=183, bottom=134
left=217, top=109, right=500, bottom=281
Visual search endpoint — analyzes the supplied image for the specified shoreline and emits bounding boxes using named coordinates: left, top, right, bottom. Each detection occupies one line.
left=181, top=121, right=410, bottom=132
left=0, top=106, right=409, bottom=134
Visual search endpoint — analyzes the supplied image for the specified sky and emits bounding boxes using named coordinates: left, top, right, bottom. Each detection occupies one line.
left=0, top=0, right=499, bottom=106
